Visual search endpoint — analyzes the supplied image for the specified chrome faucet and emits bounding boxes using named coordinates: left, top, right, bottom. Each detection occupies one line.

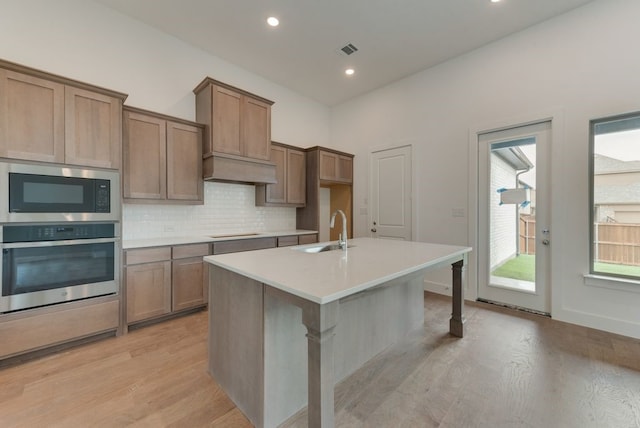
left=330, top=209, right=348, bottom=250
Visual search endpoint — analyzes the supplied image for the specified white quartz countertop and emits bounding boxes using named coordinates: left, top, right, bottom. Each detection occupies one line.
left=204, top=237, right=471, bottom=304
left=122, top=230, right=317, bottom=249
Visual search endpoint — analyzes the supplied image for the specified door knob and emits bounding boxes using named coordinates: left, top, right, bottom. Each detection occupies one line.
left=542, top=239, right=550, bottom=245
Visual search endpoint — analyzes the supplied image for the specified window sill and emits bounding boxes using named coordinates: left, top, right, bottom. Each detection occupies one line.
left=584, top=274, right=640, bottom=294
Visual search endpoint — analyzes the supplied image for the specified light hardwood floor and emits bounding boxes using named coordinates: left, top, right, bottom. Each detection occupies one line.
left=1, top=293, right=639, bottom=427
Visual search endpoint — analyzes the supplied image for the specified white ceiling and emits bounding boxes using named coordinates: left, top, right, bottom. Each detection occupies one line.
left=95, top=0, right=594, bottom=106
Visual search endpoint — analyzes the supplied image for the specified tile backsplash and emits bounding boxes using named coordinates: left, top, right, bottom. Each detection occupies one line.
left=122, top=182, right=296, bottom=240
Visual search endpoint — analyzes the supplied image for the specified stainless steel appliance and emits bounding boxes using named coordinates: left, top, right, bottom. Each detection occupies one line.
left=0, top=161, right=120, bottom=223
left=1, top=222, right=119, bottom=313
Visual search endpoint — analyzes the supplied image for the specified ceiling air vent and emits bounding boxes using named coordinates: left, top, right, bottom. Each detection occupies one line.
left=336, top=43, right=359, bottom=56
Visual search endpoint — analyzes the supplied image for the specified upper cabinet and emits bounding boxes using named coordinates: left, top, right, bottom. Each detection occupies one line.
left=319, top=150, right=353, bottom=184
left=256, top=142, right=306, bottom=207
left=123, top=106, right=204, bottom=204
left=194, top=77, right=276, bottom=184
left=0, top=60, right=126, bottom=169
left=0, top=70, right=64, bottom=163
left=65, top=87, right=122, bottom=169
left=296, top=147, right=354, bottom=240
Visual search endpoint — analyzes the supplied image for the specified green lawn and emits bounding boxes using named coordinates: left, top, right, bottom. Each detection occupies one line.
left=492, top=254, right=535, bottom=282
left=492, top=254, right=640, bottom=281
left=594, top=262, right=640, bottom=277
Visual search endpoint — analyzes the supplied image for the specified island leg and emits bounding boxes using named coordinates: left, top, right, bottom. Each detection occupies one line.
left=302, top=301, right=339, bottom=428
left=449, top=259, right=466, bottom=337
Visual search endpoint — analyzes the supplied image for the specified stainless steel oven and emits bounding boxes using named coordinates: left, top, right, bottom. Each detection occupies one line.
left=0, top=161, right=120, bottom=223
left=1, top=223, right=119, bottom=313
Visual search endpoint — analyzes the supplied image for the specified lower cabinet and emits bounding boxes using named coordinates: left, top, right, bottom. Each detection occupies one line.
left=126, top=259, right=172, bottom=323
left=124, top=236, right=317, bottom=327
left=172, top=245, right=209, bottom=312
left=277, top=235, right=299, bottom=247
left=0, top=296, right=119, bottom=360
left=125, top=244, right=209, bottom=325
left=298, top=234, right=319, bottom=245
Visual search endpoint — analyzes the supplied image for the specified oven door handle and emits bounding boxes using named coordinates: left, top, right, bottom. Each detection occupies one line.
left=1, top=237, right=119, bottom=249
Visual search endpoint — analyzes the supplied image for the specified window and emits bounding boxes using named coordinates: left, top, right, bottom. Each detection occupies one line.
left=590, top=112, right=640, bottom=280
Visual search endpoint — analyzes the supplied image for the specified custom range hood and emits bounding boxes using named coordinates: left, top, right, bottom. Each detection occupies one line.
left=195, top=76, right=277, bottom=185
left=203, top=152, right=276, bottom=184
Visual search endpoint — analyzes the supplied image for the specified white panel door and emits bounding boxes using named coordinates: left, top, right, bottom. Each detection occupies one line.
left=477, top=121, right=551, bottom=314
left=370, top=145, right=412, bottom=240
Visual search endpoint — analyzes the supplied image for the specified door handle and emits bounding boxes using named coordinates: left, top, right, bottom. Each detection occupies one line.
left=542, top=239, right=550, bottom=245
left=371, top=228, right=377, bottom=233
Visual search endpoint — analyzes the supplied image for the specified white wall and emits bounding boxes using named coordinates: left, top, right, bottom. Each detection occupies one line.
left=0, top=0, right=330, bottom=239
left=331, top=0, right=640, bottom=339
left=490, top=156, right=518, bottom=268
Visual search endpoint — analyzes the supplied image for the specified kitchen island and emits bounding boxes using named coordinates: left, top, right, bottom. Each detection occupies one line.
left=204, top=237, right=471, bottom=428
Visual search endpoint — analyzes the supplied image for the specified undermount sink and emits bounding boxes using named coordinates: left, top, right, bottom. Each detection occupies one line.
left=294, top=243, right=352, bottom=253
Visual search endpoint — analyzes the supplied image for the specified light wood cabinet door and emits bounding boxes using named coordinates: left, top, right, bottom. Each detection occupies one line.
left=242, top=96, right=271, bottom=160
left=65, top=86, right=122, bottom=169
left=277, top=235, right=299, bottom=247
left=287, top=148, right=306, bottom=204
left=123, top=108, right=204, bottom=204
left=167, top=121, right=203, bottom=202
left=172, top=256, right=207, bottom=312
left=337, top=155, right=353, bottom=183
left=298, top=234, right=319, bottom=245
left=195, top=77, right=274, bottom=183
left=0, top=69, right=65, bottom=163
left=319, top=150, right=353, bottom=184
left=211, top=85, right=242, bottom=156
left=123, top=111, right=167, bottom=200
left=266, top=145, right=287, bottom=204
left=319, top=150, right=338, bottom=181
left=258, top=143, right=305, bottom=206
left=126, top=261, right=172, bottom=323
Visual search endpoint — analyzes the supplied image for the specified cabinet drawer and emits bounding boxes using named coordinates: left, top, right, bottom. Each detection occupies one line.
left=0, top=298, right=119, bottom=359
left=125, top=247, right=172, bottom=265
left=172, top=243, right=209, bottom=259
left=298, top=234, right=319, bottom=245
left=277, top=236, right=299, bottom=247
left=212, top=237, right=276, bottom=254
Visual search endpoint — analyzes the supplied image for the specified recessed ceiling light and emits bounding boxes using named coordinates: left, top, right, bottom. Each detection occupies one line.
left=267, top=16, right=279, bottom=27
left=490, top=0, right=501, bottom=3
left=345, top=68, right=355, bottom=76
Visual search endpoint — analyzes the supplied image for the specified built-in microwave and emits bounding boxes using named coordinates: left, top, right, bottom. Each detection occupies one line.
left=0, top=161, right=120, bottom=223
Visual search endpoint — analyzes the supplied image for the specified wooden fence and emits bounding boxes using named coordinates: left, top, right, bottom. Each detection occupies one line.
left=595, top=223, right=640, bottom=266
left=519, top=219, right=640, bottom=265
left=519, top=215, right=536, bottom=255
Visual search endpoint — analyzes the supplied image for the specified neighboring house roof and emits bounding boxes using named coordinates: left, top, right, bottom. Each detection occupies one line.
left=594, top=154, right=640, bottom=204
left=493, top=146, right=533, bottom=171
left=595, top=154, right=640, bottom=174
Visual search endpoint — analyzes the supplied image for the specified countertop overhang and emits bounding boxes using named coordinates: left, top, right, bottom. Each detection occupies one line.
left=204, top=237, right=471, bottom=304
